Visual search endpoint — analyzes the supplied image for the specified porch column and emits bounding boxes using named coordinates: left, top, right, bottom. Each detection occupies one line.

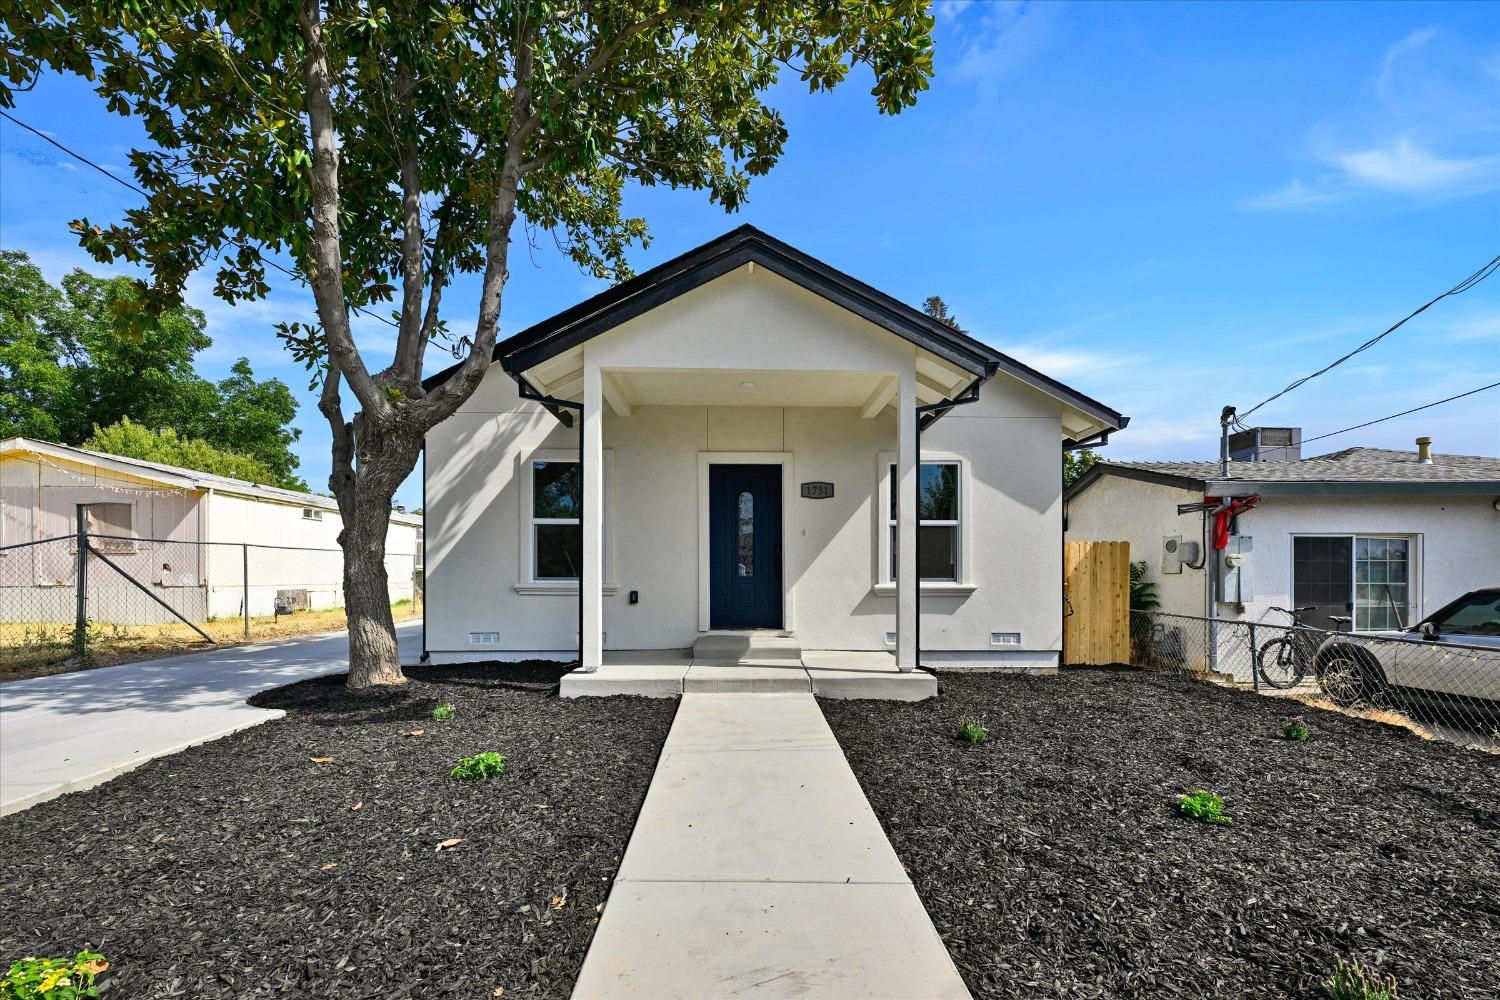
left=581, top=362, right=605, bottom=671
left=895, top=365, right=918, bottom=671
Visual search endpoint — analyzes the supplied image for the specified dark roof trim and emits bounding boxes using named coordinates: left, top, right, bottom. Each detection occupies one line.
left=422, top=225, right=1127, bottom=430
left=1064, top=462, right=1206, bottom=502
left=1204, top=479, right=1500, bottom=497
left=1065, top=462, right=1500, bottom=502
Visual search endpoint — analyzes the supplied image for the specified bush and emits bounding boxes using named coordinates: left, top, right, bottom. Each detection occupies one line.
left=1177, top=790, right=1233, bottom=826
left=450, top=752, right=506, bottom=781
left=1323, top=955, right=1398, bottom=1000
left=957, top=719, right=988, bottom=743
left=1283, top=715, right=1310, bottom=742
left=432, top=703, right=456, bottom=721
left=1, top=952, right=108, bottom=999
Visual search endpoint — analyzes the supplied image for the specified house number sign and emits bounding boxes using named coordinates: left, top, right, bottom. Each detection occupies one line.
left=800, top=481, right=835, bottom=500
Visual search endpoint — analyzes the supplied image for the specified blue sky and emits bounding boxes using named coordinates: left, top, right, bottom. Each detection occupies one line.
left=2, top=1, right=1497, bottom=509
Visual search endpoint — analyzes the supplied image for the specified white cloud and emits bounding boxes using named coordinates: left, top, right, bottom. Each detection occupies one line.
left=946, top=1, right=1061, bottom=96
left=1334, top=137, right=1500, bottom=193
left=1248, top=26, right=1500, bottom=209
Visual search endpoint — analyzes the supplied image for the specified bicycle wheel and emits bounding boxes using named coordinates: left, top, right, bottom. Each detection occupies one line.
left=1256, top=638, right=1304, bottom=689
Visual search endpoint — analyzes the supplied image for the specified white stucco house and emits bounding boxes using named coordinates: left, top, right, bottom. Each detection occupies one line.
left=1064, top=430, right=1500, bottom=642
left=421, top=226, right=1128, bottom=686
left=0, top=437, right=423, bottom=623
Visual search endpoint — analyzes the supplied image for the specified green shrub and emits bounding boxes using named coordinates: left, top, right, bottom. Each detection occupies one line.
left=450, top=752, right=506, bottom=781
left=1177, top=790, right=1233, bottom=826
left=1283, top=715, right=1310, bottom=742
left=1322, top=955, right=1398, bottom=1000
left=432, top=703, right=456, bottom=721
left=957, top=719, right=988, bottom=743
left=1, top=951, right=108, bottom=999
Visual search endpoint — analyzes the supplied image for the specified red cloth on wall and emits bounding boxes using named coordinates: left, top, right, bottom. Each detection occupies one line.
left=1206, top=494, right=1261, bottom=549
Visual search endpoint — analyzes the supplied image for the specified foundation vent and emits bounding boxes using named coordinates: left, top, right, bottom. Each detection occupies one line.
left=990, top=632, right=1022, bottom=646
left=469, top=632, right=502, bottom=646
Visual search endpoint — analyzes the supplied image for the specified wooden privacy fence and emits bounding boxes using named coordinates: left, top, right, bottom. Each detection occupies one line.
left=1063, top=540, right=1130, bottom=665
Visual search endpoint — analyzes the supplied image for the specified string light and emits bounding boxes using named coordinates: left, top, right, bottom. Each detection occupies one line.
left=6, top=452, right=194, bottom=497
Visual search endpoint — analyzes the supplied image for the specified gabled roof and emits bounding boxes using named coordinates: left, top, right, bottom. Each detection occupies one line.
left=0, top=437, right=423, bottom=525
left=1066, top=446, right=1500, bottom=500
left=422, top=225, right=1127, bottom=432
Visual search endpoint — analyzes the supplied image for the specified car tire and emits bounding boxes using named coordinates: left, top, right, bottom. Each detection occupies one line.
left=1315, top=644, right=1385, bottom=708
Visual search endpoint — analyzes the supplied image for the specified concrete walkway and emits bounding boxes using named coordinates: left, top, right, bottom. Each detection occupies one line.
left=574, top=692, right=970, bottom=999
left=0, top=621, right=422, bottom=816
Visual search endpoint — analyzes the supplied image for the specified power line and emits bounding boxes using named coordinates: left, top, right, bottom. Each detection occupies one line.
left=1239, top=253, right=1500, bottom=421
left=1300, top=381, right=1500, bottom=446
left=0, top=108, right=400, bottom=330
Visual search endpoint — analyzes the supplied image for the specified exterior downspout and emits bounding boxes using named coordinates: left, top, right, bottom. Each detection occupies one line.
left=515, top=373, right=586, bottom=669
left=913, top=373, right=987, bottom=672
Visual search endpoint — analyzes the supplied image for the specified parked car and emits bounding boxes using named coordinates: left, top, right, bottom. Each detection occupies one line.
left=1314, top=588, right=1500, bottom=708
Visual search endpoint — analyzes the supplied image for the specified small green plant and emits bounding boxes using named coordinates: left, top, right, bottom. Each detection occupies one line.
left=1283, top=715, right=1310, bottom=742
left=432, top=703, right=456, bottom=721
left=1, top=951, right=108, bottom=999
left=957, top=719, right=988, bottom=743
left=1176, top=790, right=1233, bottom=826
left=450, top=751, right=506, bottom=781
left=1322, top=955, right=1398, bottom=1000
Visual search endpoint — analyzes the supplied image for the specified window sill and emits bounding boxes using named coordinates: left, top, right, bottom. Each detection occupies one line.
left=870, top=582, right=977, bottom=597
left=514, top=582, right=620, bottom=596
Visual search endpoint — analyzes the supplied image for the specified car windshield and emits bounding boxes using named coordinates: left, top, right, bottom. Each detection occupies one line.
left=1427, top=591, right=1500, bottom=637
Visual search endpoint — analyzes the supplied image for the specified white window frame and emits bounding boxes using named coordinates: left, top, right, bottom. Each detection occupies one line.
left=1288, top=533, right=1421, bottom=632
left=874, top=451, right=974, bottom=594
left=516, top=448, right=616, bottom=595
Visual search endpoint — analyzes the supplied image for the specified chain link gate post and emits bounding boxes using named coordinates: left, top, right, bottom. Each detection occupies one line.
left=73, top=503, right=89, bottom=660
left=1248, top=621, right=1260, bottom=693
left=243, top=542, right=250, bottom=639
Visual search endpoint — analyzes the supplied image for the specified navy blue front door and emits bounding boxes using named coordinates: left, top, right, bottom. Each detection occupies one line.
left=709, top=464, right=782, bottom=628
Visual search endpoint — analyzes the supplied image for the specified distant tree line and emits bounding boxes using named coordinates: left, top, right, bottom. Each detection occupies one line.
left=0, top=251, right=306, bottom=489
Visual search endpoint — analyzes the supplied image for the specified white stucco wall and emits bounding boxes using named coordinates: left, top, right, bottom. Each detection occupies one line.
left=1066, top=471, right=1500, bottom=679
left=424, top=271, right=1070, bottom=666
left=1064, top=473, right=1208, bottom=619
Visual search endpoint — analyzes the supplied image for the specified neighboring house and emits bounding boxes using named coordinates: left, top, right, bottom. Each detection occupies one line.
left=1065, top=430, right=1500, bottom=671
left=422, top=225, right=1128, bottom=671
left=0, top=437, right=423, bottom=624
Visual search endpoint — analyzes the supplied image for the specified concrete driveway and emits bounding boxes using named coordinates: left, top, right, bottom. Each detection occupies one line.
left=0, top=621, right=423, bottom=816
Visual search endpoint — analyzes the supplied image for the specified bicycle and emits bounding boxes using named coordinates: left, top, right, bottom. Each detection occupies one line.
left=1255, top=606, right=1351, bottom=689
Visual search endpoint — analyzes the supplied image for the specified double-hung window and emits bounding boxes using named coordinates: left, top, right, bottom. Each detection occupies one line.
left=1291, top=534, right=1413, bottom=631
left=531, top=460, right=581, bottom=580
left=886, top=461, right=961, bottom=582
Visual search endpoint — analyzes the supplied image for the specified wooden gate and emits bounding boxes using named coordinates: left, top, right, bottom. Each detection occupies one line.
left=1063, top=540, right=1130, bottom=665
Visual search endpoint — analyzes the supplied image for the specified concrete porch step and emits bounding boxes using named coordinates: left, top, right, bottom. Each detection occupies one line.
left=691, top=632, right=802, bottom=663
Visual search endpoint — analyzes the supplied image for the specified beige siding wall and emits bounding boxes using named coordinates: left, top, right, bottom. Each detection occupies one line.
left=1065, top=473, right=1208, bottom=618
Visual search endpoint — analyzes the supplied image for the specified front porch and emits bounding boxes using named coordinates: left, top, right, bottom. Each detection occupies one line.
left=560, top=633, right=937, bottom=700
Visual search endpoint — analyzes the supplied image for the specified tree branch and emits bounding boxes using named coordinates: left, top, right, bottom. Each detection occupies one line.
left=392, top=59, right=427, bottom=381
left=296, top=0, right=383, bottom=412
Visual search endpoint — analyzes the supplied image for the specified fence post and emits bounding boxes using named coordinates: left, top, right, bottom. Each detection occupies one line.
left=1248, top=622, right=1259, bottom=693
left=243, top=542, right=250, bottom=639
left=74, top=503, right=88, bottom=660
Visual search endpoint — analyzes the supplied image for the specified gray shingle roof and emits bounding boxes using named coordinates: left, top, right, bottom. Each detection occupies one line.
left=1106, top=447, right=1500, bottom=485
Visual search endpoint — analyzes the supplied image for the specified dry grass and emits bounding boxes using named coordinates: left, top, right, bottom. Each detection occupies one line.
left=0, top=600, right=419, bottom=683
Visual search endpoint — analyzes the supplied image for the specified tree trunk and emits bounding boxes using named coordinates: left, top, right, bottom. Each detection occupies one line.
left=338, top=419, right=423, bottom=689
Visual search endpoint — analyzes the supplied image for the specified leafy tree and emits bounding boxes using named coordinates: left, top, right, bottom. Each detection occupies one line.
left=922, top=295, right=965, bottom=333
left=85, top=417, right=282, bottom=484
left=1064, top=448, right=1099, bottom=487
left=0, top=251, right=306, bottom=487
left=1, top=2, right=937, bottom=687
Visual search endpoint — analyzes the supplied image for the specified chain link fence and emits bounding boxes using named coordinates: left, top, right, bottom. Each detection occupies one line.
left=1, top=533, right=422, bottom=679
left=1129, top=610, right=1500, bottom=750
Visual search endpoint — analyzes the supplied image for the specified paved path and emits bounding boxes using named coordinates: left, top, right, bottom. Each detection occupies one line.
left=0, top=622, right=423, bottom=816
left=573, top=692, right=970, bottom=999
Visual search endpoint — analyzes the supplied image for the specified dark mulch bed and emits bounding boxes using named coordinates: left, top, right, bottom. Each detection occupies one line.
left=0, top=663, right=676, bottom=999
left=821, top=667, right=1500, bottom=1000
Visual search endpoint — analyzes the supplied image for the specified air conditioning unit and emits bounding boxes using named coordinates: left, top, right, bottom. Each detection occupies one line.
left=1162, top=535, right=1200, bottom=574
